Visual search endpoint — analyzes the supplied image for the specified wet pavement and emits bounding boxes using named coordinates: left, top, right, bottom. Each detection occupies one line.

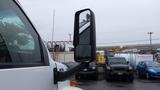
left=76, top=66, right=160, bottom=90
left=67, top=63, right=160, bottom=90
left=78, top=79, right=160, bottom=90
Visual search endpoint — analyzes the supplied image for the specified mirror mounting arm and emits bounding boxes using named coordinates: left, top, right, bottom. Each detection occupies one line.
left=54, top=62, right=89, bottom=84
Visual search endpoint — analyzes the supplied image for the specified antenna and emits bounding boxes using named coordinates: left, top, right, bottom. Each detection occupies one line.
left=69, top=33, right=72, bottom=41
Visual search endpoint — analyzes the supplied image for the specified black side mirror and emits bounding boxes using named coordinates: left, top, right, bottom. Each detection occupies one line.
left=73, top=9, right=96, bottom=63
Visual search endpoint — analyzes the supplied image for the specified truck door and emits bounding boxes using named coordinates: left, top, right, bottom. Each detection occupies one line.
left=0, top=0, right=56, bottom=90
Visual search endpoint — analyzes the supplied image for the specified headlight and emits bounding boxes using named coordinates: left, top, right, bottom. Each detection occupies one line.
left=107, top=66, right=111, bottom=70
left=148, top=69, right=156, bottom=73
left=129, top=67, right=132, bottom=70
left=92, top=67, right=96, bottom=70
left=83, top=69, right=87, bottom=71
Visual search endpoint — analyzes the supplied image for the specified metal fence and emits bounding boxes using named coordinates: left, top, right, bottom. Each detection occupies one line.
left=50, top=51, right=74, bottom=63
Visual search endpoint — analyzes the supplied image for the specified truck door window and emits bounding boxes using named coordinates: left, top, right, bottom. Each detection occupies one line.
left=0, top=0, right=44, bottom=68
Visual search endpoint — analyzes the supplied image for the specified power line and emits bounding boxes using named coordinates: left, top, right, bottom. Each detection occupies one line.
left=68, top=33, right=72, bottom=41
left=97, top=38, right=160, bottom=44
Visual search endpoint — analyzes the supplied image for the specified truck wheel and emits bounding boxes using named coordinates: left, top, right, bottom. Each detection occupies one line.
left=75, top=74, right=80, bottom=80
left=106, top=77, right=111, bottom=81
left=128, top=75, right=134, bottom=82
left=94, top=73, right=98, bottom=80
left=105, top=74, right=111, bottom=81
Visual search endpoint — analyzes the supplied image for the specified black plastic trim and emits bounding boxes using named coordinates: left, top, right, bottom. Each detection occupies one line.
left=54, top=63, right=89, bottom=84
left=74, top=8, right=96, bottom=62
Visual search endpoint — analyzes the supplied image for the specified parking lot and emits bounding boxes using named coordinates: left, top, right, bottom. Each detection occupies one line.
left=66, top=62, right=160, bottom=90
left=68, top=66, right=160, bottom=90
left=78, top=79, right=160, bottom=90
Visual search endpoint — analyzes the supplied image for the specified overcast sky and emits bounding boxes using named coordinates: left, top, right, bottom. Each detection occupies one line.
left=19, top=0, right=160, bottom=46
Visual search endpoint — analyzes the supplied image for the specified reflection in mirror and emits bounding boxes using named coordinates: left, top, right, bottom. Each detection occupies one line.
left=79, top=10, right=91, bottom=32
left=79, top=10, right=91, bottom=44
left=76, top=45, right=91, bottom=61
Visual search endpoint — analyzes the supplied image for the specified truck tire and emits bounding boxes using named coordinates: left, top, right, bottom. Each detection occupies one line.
left=105, top=73, right=111, bottom=81
left=94, top=72, right=98, bottom=80
left=75, top=74, right=80, bottom=80
left=128, top=75, right=134, bottom=82
left=106, top=77, right=111, bottom=81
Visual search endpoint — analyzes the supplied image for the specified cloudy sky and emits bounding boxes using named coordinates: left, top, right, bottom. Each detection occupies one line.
left=19, top=0, right=160, bottom=46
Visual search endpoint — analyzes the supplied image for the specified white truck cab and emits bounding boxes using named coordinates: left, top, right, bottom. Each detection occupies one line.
left=0, top=0, right=96, bottom=90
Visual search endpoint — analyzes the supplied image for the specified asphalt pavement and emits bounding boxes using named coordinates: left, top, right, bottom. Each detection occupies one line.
left=66, top=62, right=160, bottom=90
left=78, top=79, right=160, bottom=90
left=76, top=66, right=160, bottom=90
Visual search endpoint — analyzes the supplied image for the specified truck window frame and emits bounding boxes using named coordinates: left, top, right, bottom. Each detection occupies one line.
left=0, top=0, right=49, bottom=69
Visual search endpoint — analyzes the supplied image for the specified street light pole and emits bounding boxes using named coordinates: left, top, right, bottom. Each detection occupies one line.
left=148, top=32, right=153, bottom=51
left=52, top=9, right=55, bottom=43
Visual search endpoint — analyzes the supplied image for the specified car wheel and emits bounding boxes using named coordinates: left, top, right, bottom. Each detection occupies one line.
left=136, top=70, right=142, bottom=79
left=105, top=73, right=111, bottom=81
left=146, top=73, right=151, bottom=80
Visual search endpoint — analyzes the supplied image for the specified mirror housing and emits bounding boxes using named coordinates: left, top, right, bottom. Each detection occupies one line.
left=73, top=9, right=96, bottom=63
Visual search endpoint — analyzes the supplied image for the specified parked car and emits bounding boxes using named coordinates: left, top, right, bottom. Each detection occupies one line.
left=105, top=57, right=134, bottom=82
left=136, top=61, right=160, bottom=79
left=75, top=62, right=98, bottom=80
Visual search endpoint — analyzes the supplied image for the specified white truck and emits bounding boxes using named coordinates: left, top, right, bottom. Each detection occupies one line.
left=0, top=0, right=96, bottom=90
left=115, top=53, right=153, bottom=69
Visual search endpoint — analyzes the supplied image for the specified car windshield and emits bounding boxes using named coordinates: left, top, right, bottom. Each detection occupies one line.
left=146, top=61, right=160, bottom=67
left=108, top=57, right=127, bottom=65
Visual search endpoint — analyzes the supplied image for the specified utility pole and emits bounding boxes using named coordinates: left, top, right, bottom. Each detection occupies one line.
left=69, top=33, right=72, bottom=41
left=148, top=32, right=153, bottom=51
left=52, top=9, right=55, bottom=43
left=52, top=9, right=55, bottom=61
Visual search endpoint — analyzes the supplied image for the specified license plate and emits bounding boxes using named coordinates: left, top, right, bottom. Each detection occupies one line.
left=118, top=72, right=123, bottom=75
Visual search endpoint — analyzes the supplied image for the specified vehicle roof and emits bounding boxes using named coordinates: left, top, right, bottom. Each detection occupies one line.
left=108, top=57, right=126, bottom=59
left=139, top=60, right=154, bottom=63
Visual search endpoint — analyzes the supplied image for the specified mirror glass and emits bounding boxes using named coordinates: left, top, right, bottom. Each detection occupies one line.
left=75, top=45, right=91, bottom=61
left=79, top=10, right=91, bottom=44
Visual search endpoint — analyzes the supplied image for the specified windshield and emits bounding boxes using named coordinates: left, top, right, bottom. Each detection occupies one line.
left=146, top=61, right=160, bottom=67
left=0, top=0, right=42, bottom=64
left=108, top=57, right=127, bottom=65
